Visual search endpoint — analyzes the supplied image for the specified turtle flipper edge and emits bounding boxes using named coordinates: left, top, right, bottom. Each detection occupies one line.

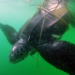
left=0, top=23, right=18, bottom=45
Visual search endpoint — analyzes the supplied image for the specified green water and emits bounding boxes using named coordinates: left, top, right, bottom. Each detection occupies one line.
left=0, top=0, right=75, bottom=75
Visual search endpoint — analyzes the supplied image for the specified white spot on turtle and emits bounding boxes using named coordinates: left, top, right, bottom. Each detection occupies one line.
left=52, top=42, right=58, bottom=47
left=52, top=34, right=62, bottom=40
left=12, top=46, right=17, bottom=51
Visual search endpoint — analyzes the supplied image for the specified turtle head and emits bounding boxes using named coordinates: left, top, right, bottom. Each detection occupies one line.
left=9, top=38, right=31, bottom=64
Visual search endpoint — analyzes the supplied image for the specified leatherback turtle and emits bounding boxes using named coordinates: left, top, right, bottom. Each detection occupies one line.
left=0, top=0, right=75, bottom=75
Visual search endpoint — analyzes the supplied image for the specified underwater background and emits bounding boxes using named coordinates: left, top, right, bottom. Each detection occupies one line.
left=0, top=0, right=75, bottom=75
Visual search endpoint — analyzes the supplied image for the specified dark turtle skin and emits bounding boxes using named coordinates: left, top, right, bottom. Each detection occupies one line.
left=0, top=0, right=75, bottom=75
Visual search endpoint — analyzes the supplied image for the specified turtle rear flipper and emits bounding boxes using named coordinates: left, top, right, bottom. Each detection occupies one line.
left=0, top=23, right=18, bottom=45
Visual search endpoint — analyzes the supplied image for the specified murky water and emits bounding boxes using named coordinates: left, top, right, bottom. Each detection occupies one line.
left=0, top=0, right=75, bottom=75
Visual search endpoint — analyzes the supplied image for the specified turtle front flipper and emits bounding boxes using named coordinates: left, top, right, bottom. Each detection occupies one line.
left=9, top=38, right=31, bottom=63
left=37, top=41, right=75, bottom=75
left=0, top=23, right=18, bottom=45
